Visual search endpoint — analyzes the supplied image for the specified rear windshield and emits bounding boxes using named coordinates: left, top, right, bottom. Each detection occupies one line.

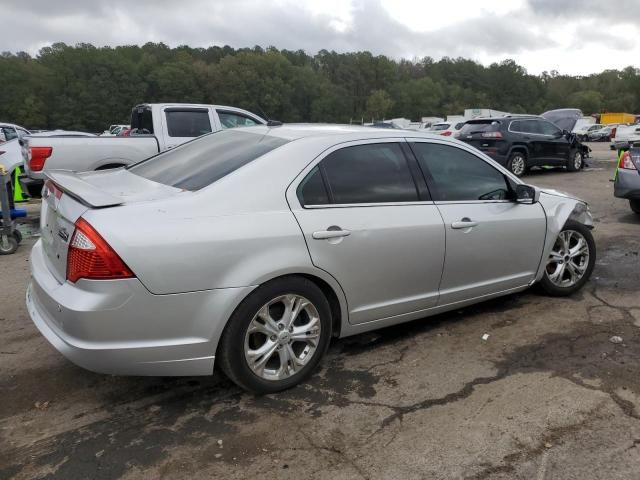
left=459, top=121, right=501, bottom=136
left=128, top=129, right=289, bottom=191
left=430, top=124, right=450, bottom=131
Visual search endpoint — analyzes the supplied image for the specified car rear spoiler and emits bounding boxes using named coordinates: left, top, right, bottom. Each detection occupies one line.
left=45, top=171, right=123, bottom=208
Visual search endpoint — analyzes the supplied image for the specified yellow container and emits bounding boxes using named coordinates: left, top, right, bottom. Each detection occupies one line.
left=600, top=113, right=636, bottom=125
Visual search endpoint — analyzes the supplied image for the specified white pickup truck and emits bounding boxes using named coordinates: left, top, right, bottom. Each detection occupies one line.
left=21, top=103, right=266, bottom=191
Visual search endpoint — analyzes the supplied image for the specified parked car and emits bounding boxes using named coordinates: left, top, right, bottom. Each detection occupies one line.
left=20, top=103, right=266, bottom=193
left=458, top=116, right=587, bottom=176
left=27, top=125, right=596, bottom=393
left=102, top=124, right=130, bottom=136
left=611, top=124, right=640, bottom=152
left=427, top=121, right=466, bottom=137
left=614, top=145, right=640, bottom=214
left=575, top=124, right=604, bottom=141
left=588, top=125, right=612, bottom=142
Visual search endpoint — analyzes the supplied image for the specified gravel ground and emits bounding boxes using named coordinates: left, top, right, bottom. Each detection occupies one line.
left=1, top=142, right=639, bottom=480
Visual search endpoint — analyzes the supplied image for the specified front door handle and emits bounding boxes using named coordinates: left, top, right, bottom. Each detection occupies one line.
left=451, top=218, right=478, bottom=229
left=312, top=228, right=351, bottom=240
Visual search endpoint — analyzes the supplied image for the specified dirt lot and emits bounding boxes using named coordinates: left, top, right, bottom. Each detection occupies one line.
left=1, top=142, right=639, bottom=480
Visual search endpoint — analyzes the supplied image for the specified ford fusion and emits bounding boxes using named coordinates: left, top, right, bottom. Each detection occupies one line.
left=27, top=125, right=596, bottom=393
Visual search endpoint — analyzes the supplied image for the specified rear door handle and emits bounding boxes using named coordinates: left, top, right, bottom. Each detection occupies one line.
left=451, top=218, right=478, bottom=229
left=312, top=229, right=351, bottom=240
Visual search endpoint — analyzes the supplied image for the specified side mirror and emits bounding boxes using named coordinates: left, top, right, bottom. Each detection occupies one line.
left=515, top=184, right=539, bottom=204
left=562, top=129, right=569, bottom=136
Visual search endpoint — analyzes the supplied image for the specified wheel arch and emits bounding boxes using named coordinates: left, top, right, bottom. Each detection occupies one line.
left=534, top=196, right=594, bottom=283
left=213, top=269, right=348, bottom=363
left=508, top=145, right=529, bottom=158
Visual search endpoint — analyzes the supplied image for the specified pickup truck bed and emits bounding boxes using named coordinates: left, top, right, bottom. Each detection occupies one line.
left=21, top=135, right=160, bottom=191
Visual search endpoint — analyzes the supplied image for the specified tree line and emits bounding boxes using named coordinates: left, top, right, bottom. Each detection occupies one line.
left=1, top=42, right=640, bottom=132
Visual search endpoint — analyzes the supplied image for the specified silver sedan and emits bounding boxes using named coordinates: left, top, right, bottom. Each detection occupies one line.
left=26, top=125, right=596, bottom=393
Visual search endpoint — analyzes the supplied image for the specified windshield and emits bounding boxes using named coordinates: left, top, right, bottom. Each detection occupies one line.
left=128, top=129, right=289, bottom=191
left=459, top=121, right=501, bottom=135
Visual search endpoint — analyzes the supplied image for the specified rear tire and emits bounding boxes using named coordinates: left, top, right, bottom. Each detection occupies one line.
left=630, top=199, right=640, bottom=214
left=217, top=276, right=332, bottom=394
left=507, top=151, right=527, bottom=177
left=540, top=220, right=595, bottom=296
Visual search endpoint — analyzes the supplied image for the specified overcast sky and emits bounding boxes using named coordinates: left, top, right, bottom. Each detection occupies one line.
left=2, top=0, right=638, bottom=75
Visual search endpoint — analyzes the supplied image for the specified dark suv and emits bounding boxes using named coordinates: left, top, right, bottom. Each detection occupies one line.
left=458, top=116, right=586, bottom=177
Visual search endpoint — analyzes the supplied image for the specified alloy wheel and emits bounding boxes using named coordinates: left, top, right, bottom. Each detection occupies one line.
left=545, top=230, right=590, bottom=287
left=511, top=155, right=525, bottom=176
left=244, top=294, right=321, bottom=381
left=573, top=152, right=583, bottom=170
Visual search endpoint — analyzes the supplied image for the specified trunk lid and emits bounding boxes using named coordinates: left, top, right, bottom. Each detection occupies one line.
left=41, top=169, right=182, bottom=283
left=458, top=119, right=506, bottom=154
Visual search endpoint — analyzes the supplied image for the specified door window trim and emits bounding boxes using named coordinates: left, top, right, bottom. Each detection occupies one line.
left=290, top=138, right=434, bottom=210
left=407, top=139, right=518, bottom=205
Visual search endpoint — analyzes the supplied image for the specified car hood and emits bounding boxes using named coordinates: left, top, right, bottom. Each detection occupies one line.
left=538, top=187, right=585, bottom=204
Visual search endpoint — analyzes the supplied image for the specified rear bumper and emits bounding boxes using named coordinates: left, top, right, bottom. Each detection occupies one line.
left=26, top=240, right=254, bottom=376
left=614, top=168, right=640, bottom=199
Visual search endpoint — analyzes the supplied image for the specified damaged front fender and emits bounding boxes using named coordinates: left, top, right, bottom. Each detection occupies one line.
left=534, top=190, right=594, bottom=282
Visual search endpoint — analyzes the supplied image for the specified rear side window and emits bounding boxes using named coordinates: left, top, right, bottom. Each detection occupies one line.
left=130, top=107, right=154, bottom=134
left=317, top=143, right=418, bottom=204
left=413, top=143, right=511, bottom=202
left=165, top=109, right=212, bottom=137
left=129, top=130, right=288, bottom=191
left=1, top=127, right=18, bottom=141
left=459, top=121, right=501, bottom=136
left=298, top=166, right=329, bottom=205
left=510, top=120, right=541, bottom=134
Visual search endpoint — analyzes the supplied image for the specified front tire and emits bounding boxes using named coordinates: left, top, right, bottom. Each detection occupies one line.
left=507, top=151, right=527, bottom=177
left=217, top=276, right=332, bottom=394
left=567, top=150, right=583, bottom=171
left=630, top=199, right=640, bottom=214
left=540, top=220, right=595, bottom=296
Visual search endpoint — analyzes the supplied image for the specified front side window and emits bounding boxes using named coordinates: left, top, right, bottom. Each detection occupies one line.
left=538, top=121, right=561, bottom=136
left=218, top=111, right=260, bottom=129
left=310, top=143, right=419, bottom=205
left=165, top=109, right=212, bottom=137
left=412, top=143, right=512, bottom=202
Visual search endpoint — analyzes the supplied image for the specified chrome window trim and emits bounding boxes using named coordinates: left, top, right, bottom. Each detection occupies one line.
left=507, top=120, right=557, bottom=137
left=303, top=200, right=437, bottom=209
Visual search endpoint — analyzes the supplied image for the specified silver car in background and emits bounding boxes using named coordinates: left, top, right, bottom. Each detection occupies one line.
left=26, top=125, right=596, bottom=393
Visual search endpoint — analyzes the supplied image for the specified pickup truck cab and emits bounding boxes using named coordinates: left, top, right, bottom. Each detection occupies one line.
left=21, top=103, right=266, bottom=190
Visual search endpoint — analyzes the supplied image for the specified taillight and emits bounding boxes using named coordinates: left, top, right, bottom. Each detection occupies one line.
left=619, top=151, right=638, bottom=170
left=29, top=146, right=52, bottom=172
left=441, top=131, right=452, bottom=136
left=481, top=132, right=503, bottom=139
left=44, top=179, right=63, bottom=199
left=67, top=218, right=134, bottom=283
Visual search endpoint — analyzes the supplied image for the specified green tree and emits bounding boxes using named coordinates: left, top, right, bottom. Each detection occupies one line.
left=366, top=90, right=394, bottom=120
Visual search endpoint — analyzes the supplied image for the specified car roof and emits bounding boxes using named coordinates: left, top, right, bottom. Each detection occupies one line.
left=0, top=122, right=28, bottom=130
left=235, top=123, right=455, bottom=143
